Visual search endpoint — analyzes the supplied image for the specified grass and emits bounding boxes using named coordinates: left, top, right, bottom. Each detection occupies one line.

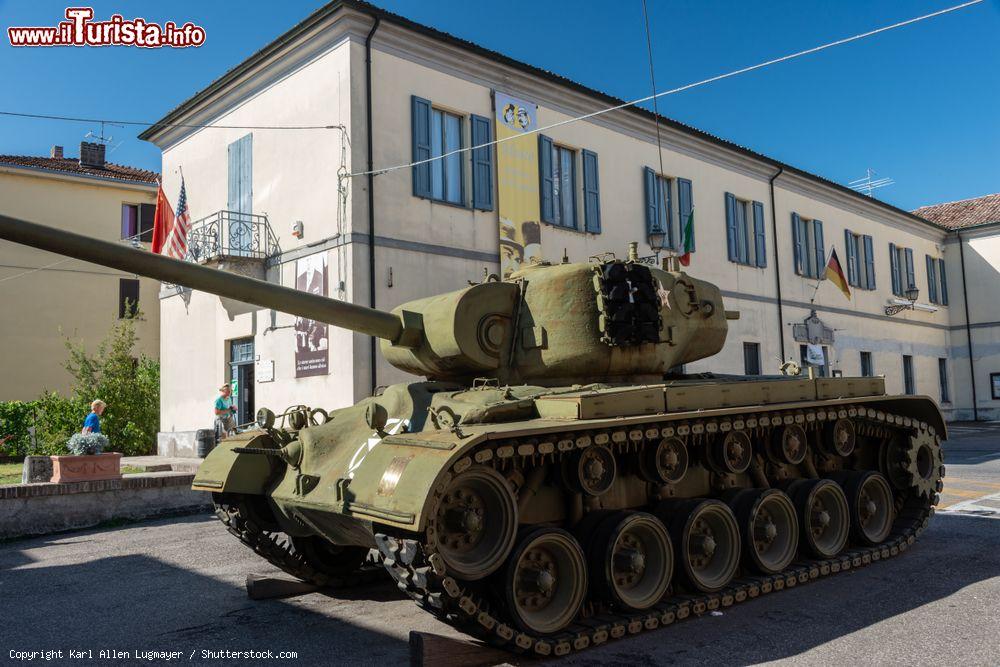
left=0, top=463, right=21, bottom=485
left=0, top=462, right=147, bottom=485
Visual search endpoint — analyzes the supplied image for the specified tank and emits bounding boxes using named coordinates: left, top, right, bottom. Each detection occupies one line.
left=0, top=214, right=945, bottom=656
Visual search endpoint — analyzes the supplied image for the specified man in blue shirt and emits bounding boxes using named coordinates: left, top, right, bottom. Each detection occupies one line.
left=82, top=400, right=106, bottom=434
left=215, top=384, right=237, bottom=438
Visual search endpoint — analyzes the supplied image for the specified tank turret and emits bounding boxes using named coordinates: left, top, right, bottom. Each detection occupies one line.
left=0, top=214, right=735, bottom=384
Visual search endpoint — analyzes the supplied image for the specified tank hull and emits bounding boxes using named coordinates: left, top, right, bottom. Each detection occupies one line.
left=200, top=376, right=944, bottom=656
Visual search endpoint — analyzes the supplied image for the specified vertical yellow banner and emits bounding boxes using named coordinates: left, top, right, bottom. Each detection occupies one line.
left=495, top=92, right=540, bottom=277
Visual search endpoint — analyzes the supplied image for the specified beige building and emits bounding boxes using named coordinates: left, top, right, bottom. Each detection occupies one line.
left=138, top=0, right=994, bottom=443
left=0, top=144, right=160, bottom=401
left=913, top=194, right=1000, bottom=421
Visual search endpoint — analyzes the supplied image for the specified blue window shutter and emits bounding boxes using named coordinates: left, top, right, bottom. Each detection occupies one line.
left=538, top=135, right=554, bottom=223
left=791, top=213, right=803, bottom=275
left=582, top=150, right=601, bottom=233
left=904, top=248, right=915, bottom=290
left=812, top=219, right=824, bottom=279
left=677, top=178, right=694, bottom=251
left=470, top=115, right=493, bottom=211
left=227, top=140, right=238, bottom=212
left=926, top=255, right=938, bottom=304
left=889, top=243, right=900, bottom=295
left=643, top=167, right=658, bottom=236
left=863, top=235, right=875, bottom=290
left=724, top=193, right=737, bottom=262
left=844, top=230, right=857, bottom=286
left=753, top=201, right=766, bottom=268
left=411, top=96, right=432, bottom=198
left=239, top=134, right=252, bottom=215
left=939, top=259, right=948, bottom=305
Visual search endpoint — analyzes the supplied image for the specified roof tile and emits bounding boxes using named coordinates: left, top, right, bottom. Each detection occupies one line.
left=912, top=193, right=1000, bottom=230
left=0, top=154, right=159, bottom=185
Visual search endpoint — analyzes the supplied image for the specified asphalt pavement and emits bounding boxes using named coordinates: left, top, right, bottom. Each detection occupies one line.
left=2, top=423, right=998, bottom=666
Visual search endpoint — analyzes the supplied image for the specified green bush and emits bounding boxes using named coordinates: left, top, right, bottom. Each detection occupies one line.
left=0, top=401, right=35, bottom=456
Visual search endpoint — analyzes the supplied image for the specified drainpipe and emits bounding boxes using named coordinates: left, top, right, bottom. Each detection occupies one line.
left=769, top=167, right=785, bottom=362
left=365, top=16, right=381, bottom=395
left=958, top=232, right=979, bottom=420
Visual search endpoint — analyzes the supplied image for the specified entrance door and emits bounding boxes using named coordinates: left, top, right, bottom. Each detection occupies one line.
left=229, top=338, right=255, bottom=426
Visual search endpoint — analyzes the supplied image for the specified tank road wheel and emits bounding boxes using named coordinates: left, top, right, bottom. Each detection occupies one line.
left=569, top=445, right=617, bottom=496
left=787, top=479, right=850, bottom=558
left=431, top=466, right=518, bottom=580
left=505, top=527, right=588, bottom=635
left=833, top=471, right=895, bottom=545
left=709, top=431, right=752, bottom=474
left=728, top=489, right=798, bottom=575
left=639, top=437, right=688, bottom=484
left=585, top=511, right=673, bottom=610
left=659, top=499, right=740, bottom=593
left=823, top=418, right=857, bottom=457
left=770, top=424, right=808, bottom=465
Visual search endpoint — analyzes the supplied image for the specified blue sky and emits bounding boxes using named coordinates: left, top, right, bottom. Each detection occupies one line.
left=0, top=0, right=996, bottom=210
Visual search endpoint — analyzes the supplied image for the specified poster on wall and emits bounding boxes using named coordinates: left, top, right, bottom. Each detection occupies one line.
left=294, top=253, right=329, bottom=378
left=495, top=91, right=541, bottom=278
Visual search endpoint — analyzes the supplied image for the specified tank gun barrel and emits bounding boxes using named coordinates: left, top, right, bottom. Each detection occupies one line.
left=0, top=214, right=404, bottom=342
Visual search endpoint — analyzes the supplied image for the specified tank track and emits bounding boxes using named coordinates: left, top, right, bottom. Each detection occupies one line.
left=213, top=495, right=385, bottom=588
left=375, top=405, right=942, bottom=657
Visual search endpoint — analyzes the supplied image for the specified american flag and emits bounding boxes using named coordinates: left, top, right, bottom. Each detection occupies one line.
left=165, top=176, right=191, bottom=259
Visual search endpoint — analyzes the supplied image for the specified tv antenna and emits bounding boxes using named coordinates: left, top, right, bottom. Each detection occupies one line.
left=849, top=168, right=894, bottom=198
left=84, top=120, right=125, bottom=154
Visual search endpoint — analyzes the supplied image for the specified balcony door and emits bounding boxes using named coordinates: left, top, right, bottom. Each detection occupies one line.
left=227, top=134, right=253, bottom=256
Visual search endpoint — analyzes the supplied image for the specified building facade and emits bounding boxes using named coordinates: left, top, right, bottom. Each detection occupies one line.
left=0, top=143, right=160, bottom=401
left=140, top=0, right=993, bottom=437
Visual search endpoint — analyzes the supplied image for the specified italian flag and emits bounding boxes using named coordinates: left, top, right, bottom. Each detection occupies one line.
left=679, top=209, right=695, bottom=266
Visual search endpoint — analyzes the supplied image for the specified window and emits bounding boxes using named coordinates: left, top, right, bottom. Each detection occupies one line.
left=860, top=351, right=873, bottom=377
left=791, top=214, right=824, bottom=279
left=903, top=355, right=915, bottom=395
left=844, top=231, right=876, bottom=290
left=643, top=169, right=693, bottom=251
left=411, top=96, right=466, bottom=206
left=926, top=256, right=948, bottom=305
left=938, top=358, right=950, bottom=403
left=121, top=203, right=155, bottom=242
left=119, top=279, right=139, bottom=319
left=800, top=344, right=830, bottom=377
left=889, top=243, right=915, bottom=297
left=725, top=193, right=765, bottom=267
left=992, top=373, right=1000, bottom=400
left=743, top=342, right=761, bottom=375
left=537, top=137, right=577, bottom=229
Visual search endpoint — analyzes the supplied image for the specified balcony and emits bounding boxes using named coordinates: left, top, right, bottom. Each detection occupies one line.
left=186, top=210, right=280, bottom=265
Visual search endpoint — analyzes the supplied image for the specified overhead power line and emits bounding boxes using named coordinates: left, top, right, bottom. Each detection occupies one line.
left=344, top=0, right=983, bottom=180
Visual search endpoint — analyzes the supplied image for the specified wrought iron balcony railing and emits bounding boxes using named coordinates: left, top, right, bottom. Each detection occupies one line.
left=186, top=210, right=280, bottom=263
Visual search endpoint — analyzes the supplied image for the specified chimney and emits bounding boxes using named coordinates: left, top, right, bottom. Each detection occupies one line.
left=79, top=141, right=106, bottom=169
left=50, top=145, right=64, bottom=159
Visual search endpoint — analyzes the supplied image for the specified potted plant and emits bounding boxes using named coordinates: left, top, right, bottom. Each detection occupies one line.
left=50, top=433, right=122, bottom=483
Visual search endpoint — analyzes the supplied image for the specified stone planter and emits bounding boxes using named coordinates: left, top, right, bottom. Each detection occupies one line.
left=50, top=453, right=122, bottom=483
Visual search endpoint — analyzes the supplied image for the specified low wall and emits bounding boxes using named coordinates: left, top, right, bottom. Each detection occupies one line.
left=0, top=472, right=213, bottom=539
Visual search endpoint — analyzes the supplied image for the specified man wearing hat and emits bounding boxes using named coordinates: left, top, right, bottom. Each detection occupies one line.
left=214, top=384, right=238, bottom=438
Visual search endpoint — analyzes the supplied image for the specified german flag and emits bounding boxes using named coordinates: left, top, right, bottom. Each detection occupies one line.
left=825, top=248, right=851, bottom=300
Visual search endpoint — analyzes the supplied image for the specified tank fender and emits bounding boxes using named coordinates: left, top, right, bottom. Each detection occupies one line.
left=341, top=429, right=487, bottom=530
left=859, top=395, right=947, bottom=440
left=191, top=431, right=276, bottom=494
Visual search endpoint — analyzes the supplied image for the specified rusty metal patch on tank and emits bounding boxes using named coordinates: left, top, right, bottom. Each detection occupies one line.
left=377, top=455, right=413, bottom=496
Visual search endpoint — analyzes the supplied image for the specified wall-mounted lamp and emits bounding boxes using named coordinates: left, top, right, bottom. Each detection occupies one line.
left=648, top=228, right=666, bottom=263
left=885, top=286, right=920, bottom=316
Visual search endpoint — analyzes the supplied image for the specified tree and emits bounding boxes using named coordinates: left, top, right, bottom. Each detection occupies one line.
left=62, top=308, right=159, bottom=456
